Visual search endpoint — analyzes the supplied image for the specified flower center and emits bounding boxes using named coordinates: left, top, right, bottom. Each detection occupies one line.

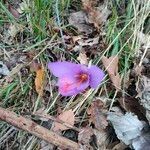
left=76, top=73, right=88, bottom=83
left=60, top=73, right=89, bottom=93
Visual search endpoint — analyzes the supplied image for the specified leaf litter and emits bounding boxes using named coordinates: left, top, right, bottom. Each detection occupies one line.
left=107, top=112, right=145, bottom=145
left=102, top=56, right=121, bottom=90
left=52, top=109, right=75, bottom=132
left=0, top=61, right=10, bottom=76
left=0, top=0, right=150, bottom=149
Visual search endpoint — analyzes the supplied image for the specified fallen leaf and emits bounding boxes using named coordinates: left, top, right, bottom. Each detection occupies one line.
left=72, top=37, right=99, bottom=51
left=52, top=109, right=75, bottom=132
left=77, top=51, right=88, bottom=65
left=93, top=129, right=109, bottom=149
left=30, top=62, right=42, bottom=72
left=102, top=56, right=119, bottom=76
left=68, top=11, right=94, bottom=34
left=82, top=0, right=98, bottom=7
left=88, top=100, right=108, bottom=130
left=107, top=112, right=145, bottom=145
left=82, top=0, right=111, bottom=29
left=78, top=127, right=94, bottom=145
left=35, top=67, right=45, bottom=96
left=110, top=73, right=121, bottom=90
left=8, top=4, right=20, bottom=19
left=134, top=65, right=143, bottom=76
left=118, top=97, right=147, bottom=122
left=102, top=56, right=121, bottom=90
left=0, top=61, right=10, bottom=76
left=136, top=76, right=150, bottom=124
left=132, top=130, right=150, bottom=150
left=77, top=37, right=99, bottom=47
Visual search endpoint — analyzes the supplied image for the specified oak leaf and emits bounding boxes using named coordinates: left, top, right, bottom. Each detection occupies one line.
left=52, top=109, right=75, bottom=132
left=102, top=56, right=121, bottom=90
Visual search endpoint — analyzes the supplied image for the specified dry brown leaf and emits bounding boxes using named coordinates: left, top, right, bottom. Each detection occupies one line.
left=68, top=11, right=94, bottom=34
left=30, top=62, right=41, bottom=72
left=136, top=76, right=150, bottom=124
left=93, top=129, right=109, bottom=149
left=82, top=0, right=98, bottom=7
left=72, top=37, right=99, bottom=51
left=78, top=37, right=99, bottom=47
left=52, top=109, right=75, bottom=132
left=82, top=0, right=111, bottom=29
left=78, top=127, right=94, bottom=145
left=102, top=56, right=121, bottom=90
left=78, top=127, right=94, bottom=150
left=88, top=100, right=108, bottom=130
left=134, top=65, right=143, bottom=76
left=118, top=97, right=147, bottom=123
left=35, top=67, right=45, bottom=96
left=110, top=73, right=121, bottom=90
left=102, top=56, right=119, bottom=75
left=77, top=51, right=88, bottom=65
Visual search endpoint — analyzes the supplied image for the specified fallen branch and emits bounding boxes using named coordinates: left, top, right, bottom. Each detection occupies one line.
left=0, top=107, right=79, bottom=150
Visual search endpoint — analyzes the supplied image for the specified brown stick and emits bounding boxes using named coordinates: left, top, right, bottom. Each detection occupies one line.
left=0, top=107, right=79, bottom=150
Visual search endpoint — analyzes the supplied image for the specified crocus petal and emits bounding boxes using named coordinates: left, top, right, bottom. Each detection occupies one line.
left=58, top=76, right=79, bottom=96
left=48, top=61, right=82, bottom=77
left=57, top=75, right=89, bottom=96
left=76, top=79, right=89, bottom=92
left=88, top=65, right=105, bottom=88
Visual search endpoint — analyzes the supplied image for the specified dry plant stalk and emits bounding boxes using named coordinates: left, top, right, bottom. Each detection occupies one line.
left=0, top=107, right=79, bottom=150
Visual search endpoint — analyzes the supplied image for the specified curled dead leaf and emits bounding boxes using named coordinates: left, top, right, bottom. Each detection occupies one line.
left=35, top=67, right=45, bottom=96
left=93, top=129, right=109, bottom=149
left=68, top=11, right=94, bottom=34
left=102, top=56, right=119, bottom=75
left=107, top=112, right=145, bottom=145
left=110, top=73, right=121, bottom=90
left=136, top=76, right=150, bottom=123
left=82, top=0, right=111, bottom=29
left=77, top=51, right=88, bottom=65
left=52, top=109, right=75, bottom=132
left=78, top=127, right=94, bottom=145
left=102, top=56, right=121, bottom=90
left=88, top=100, right=108, bottom=130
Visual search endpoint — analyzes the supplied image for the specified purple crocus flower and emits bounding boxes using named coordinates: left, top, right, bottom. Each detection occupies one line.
left=48, top=61, right=104, bottom=96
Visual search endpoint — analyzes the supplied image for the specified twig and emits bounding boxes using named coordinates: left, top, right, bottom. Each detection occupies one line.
left=0, top=107, right=79, bottom=150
